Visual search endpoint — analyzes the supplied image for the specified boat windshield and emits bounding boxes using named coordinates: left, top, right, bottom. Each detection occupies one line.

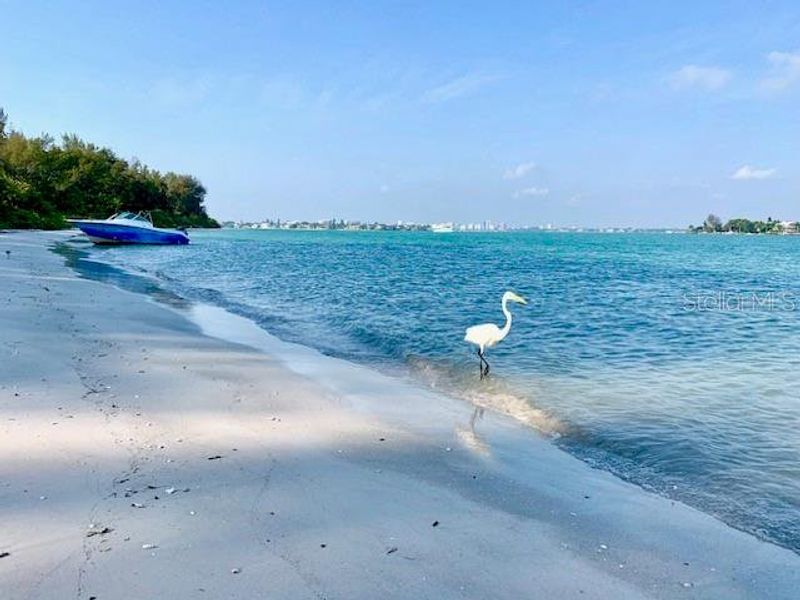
left=110, top=212, right=152, bottom=224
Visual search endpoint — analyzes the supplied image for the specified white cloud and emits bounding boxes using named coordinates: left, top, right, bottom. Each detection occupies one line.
left=760, top=51, right=800, bottom=92
left=421, top=73, right=498, bottom=104
left=503, top=162, right=536, bottom=180
left=668, top=65, right=732, bottom=91
left=731, top=165, right=776, bottom=180
left=514, top=187, right=549, bottom=198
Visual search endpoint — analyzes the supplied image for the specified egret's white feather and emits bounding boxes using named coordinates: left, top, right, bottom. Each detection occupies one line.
left=464, top=323, right=503, bottom=352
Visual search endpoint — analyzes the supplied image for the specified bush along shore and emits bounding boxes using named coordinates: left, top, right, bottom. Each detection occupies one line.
left=0, top=109, right=218, bottom=230
left=689, top=213, right=797, bottom=234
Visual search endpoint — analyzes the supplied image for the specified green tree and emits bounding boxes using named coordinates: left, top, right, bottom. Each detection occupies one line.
left=703, top=213, right=723, bottom=233
left=0, top=108, right=218, bottom=229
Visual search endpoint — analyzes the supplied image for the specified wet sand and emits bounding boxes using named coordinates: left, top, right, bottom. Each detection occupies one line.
left=1, top=231, right=798, bottom=599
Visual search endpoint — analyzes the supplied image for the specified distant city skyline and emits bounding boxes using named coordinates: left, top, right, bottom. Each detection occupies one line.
left=3, top=1, right=799, bottom=227
left=223, top=216, right=690, bottom=233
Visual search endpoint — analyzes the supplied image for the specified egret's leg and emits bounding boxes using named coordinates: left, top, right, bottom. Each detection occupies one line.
left=478, top=349, right=490, bottom=379
left=477, top=349, right=485, bottom=379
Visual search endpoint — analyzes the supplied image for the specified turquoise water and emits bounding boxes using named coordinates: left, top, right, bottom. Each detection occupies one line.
left=87, top=230, right=800, bottom=553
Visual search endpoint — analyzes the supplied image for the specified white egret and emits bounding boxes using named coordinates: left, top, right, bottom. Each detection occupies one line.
left=464, top=291, right=527, bottom=379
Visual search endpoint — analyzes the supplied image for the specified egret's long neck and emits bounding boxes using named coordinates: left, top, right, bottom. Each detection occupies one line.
left=499, top=297, right=513, bottom=340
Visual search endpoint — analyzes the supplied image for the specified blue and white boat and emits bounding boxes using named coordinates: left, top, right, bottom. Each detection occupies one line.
left=70, top=212, right=190, bottom=245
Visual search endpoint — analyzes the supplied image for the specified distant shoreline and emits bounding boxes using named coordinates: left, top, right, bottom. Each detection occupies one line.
left=219, top=224, right=691, bottom=234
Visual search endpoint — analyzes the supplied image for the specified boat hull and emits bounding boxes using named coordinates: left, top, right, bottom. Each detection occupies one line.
left=73, top=222, right=189, bottom=245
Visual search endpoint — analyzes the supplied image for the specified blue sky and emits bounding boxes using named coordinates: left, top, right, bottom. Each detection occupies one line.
left=3, top=1, right=799, bottom=227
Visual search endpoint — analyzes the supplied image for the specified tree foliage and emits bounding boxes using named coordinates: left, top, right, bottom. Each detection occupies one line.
left=689, top=214, right=791, bottom=234
left=722, top=217, right=782, bottom=234
left=703, top=213, right=723, bottom=233
left=0, top=109, right=218, bottom=229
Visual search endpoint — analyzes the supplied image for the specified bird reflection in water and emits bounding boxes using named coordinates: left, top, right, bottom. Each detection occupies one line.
left=456, top=406, right=490, bottom=456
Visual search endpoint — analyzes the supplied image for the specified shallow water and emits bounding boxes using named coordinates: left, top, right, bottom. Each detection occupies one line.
left=84, top=229, right=800, bottom=553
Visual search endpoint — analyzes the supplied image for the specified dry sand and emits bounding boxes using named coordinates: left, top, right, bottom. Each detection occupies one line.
left=1, top=231, right=798, bottom=599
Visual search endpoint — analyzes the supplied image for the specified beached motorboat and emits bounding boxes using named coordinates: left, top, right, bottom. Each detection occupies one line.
left=69, top=212, right=190, bottom=245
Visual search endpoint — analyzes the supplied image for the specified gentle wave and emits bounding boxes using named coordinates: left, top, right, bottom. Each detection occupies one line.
left=406, top=354, right=565, bottom=436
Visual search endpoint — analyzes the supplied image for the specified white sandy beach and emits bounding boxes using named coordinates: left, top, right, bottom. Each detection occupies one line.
left=1, top=231, right=799, bottom=599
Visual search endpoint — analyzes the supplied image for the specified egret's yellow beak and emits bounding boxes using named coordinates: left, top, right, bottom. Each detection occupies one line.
left=509, top=292, right=527, bottom=305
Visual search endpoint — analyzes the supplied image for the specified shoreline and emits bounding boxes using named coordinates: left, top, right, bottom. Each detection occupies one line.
left=2, top=231, right=799, bottom=599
